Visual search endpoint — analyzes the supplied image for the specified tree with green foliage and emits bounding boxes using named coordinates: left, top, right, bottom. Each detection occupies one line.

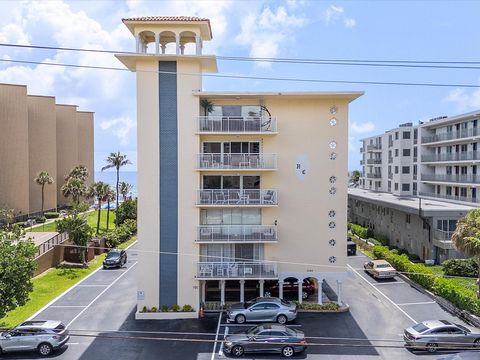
left=116, top=198, right=137, bottom=225
left=65, top=165, right=89, bottom=182
left=350, top=170, right=361, bottom=186
left=101, top=152, right=132, bottom=227
left=0, top=208, right=15, bottom=230
left=105, top=187, right=116, bottom=232
left=451, top=209, right=480, bottom=298
left=0, top=226, right=37, bottom=318
left=200, top=99, right=214, bottom=116
left=34, top=171, right=54, bottom=216
left=119, top=181, right=133, bottom=201
left=88, top=181, right=109, bottom=235
left=57, top=216, right=93, bottom=265
left=61, top=177, right=87, bottom=208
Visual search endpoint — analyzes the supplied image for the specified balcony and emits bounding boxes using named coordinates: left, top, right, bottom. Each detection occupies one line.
left=360, top=160, right=364, bottom=165
left=421, top=174, right=480, bottom=184
left=422, top=128, right=480, bottom=144
left=388, top=173, right=393, bottom=179
left=388, top=157, right=393, bottom=163
left=366, top=173, right=382, bottom=179
left=197, top=262, right=278, bottom=279
left=196, top=225, right=277, bottom=243
left=434, top=229, right=454, bottom=241
left=433, top=229, right=455, bottom=250
left=197, top=189, right=278, bottom=206
left=419, top=191, right=480, bottom=204
left=197, top=116, right=277, bottom=134
left=366, top=144, right=382, bottom=151
left=421, top=151, right=480, bottom=163
left=367, top=159, right=382, bottom=165
left=197, top=153, right=277, bottom=171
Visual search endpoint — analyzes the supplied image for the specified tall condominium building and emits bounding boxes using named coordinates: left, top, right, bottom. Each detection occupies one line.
left=0, top=83, right=94, bottom=218
left=352, top=111, right=480, bottom=263
left=116, top=16, right=362, bottom=316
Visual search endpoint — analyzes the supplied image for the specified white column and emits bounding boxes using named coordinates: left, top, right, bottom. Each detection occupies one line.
left=336, top=280, right=342, bottom=305
left=317, top=278, right=323, bottom=305
left=200, top=280, right=206, bottom=303
left=180, top=44, right=185, bottom=55
left=297, top=281, right=303, bottom=304
left=259, top=280, right=264, bottom=297
left=240, top=280, right=245, bottom=303
left=135, top=34, right=140, bottom=53
left=155, top=33, right=160, bottom=54
left=175, top=34, right=180, bottom=55
left=195, top=35, right=201, bottom=55
left=278, top=280, right=284, bottom=299
left=161, top=44, right=166, bottom=54
left=220, top=280, right=225, bottom=306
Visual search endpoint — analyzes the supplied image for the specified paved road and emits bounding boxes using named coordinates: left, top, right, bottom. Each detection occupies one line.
left=2, top=247, right=477, bottom=359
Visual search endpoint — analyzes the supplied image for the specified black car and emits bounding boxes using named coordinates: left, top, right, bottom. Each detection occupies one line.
left=223, top=324, right=306, bottom=358
left=347, top=239, right=357, bottom=256
left=103, top=249, right=127, bottom=269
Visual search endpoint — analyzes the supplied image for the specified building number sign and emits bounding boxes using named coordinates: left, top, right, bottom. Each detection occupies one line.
left=295, top=154, right=309, bottom=181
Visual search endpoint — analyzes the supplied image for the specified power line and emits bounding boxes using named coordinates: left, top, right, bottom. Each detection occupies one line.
left=2, top=42, right=480, bottom=70
left=1, top=58, right=480, bottom=88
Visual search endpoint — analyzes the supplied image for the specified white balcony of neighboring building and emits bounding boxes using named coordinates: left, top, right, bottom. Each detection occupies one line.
left=366, top=144, right=382, bottom=151
left=196, top=261, right=278, bottom=279
left=433, top=229, right=456, bottom=250
left=197, top=153, right=277, bottom=171
left=197, top=189, right=278, bottom=207
left=419, top=191, right=480, bottom=204
left=421, top=151, right=480, bottom=163
left=197, top=116, right=277, bottom=134
left=421, top=174, right=480, bottom=185
left=196, top=225, right=277, bottom=243
left=421, top=128, right=480, bottom=145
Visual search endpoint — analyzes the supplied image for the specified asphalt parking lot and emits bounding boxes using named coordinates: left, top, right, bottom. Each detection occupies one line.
left=1, top=247, right=478, bottom=360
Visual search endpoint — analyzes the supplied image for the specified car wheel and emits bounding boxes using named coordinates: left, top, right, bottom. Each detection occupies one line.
left=426, top=342, right=438, bottom=353
left=231, top=345, right=244, bottom=357
left=302, top=291, right=308, bottom=300
left=103, top=265, right=106, bottom=270
left=474, top=339, right=480, bottom=348
left=38, top=343, right=53, bottom=356
left=235, top=314, right=246, bottom=324
left=264, top=291, right=272, bottom=297
left=277, top=314, right=287, bottom=324
left=282, top=346, right=295, bottom=358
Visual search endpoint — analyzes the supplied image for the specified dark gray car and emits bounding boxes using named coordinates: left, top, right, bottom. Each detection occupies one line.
left=226, top=297, right=297, bottom=324
left=223, top=324, right=306, bottom=358
left=0, top=320, right=69, bottom=356
left=404, top=320, right=480, bottom=352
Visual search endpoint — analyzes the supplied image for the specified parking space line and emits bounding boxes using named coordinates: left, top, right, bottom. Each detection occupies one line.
left=347, top=264, right=417, bottom=324
left=218, top=326, right=228, bottom=357
left=49, top=305, right=86, bottom=308
left=67, top=262, right=137, bottom=327
left=220, top=323, right=302, bottom=327
left=397, top=301, right=436, bottom=306
left=77, top=284, right=109, bottom=287
left=373, top=281, right=406, bottom=286
left=211, top=312, right=223, bottom=360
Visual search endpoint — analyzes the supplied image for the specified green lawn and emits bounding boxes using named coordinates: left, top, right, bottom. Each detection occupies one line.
left=0, top=236, right=136, bottom=328
left=426, top=264, right=477, bottom=291
left=30, top=210, right=116, bottom=234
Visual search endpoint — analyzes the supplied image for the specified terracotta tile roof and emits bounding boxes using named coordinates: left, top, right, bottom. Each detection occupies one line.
left=122, top=16, right=209, bottom=22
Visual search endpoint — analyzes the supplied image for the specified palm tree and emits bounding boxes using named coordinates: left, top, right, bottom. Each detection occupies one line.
left=34, top=171, right=54, bottom=216
left=65, top=165, right=89, bottom=182
left=105, top=187, right=116, bottom=232
left=88, top=181, right=109, bottom=235
left=350, top=170, right=361, bottom=186
left=57, top=215, right=92, bottom=265
left=61, top=177, right=87, bottom=209
left=200, top=99, right=214, bottom=116
left=119, top=182, right=133, bottom=201
left=101, top=152, right=132, bottom=226
left=451, top=209, right=480, bottom=299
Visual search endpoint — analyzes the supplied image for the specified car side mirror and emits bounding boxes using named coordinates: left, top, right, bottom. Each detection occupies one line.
left=5, top=334, right=11, bottom=339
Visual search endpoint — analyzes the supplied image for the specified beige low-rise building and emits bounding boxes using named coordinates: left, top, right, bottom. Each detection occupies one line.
left=0, top=83, right=94, bottom=219
left=117, top=16, right=362, bottom=316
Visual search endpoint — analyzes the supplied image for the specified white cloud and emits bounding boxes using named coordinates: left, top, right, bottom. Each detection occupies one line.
left=350, top=121, right=376, bottom=134
left=323, top=5, right=356, bottom=28
left=100, top=117, right=136, bottom=145
left=235, top=5, right=306, bottom=67
left=444, top=87, right=480, bottom=111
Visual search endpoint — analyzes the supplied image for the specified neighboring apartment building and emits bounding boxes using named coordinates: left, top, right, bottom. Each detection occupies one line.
left=0, top=83, right=94, bottom=218
left=353, top=110, right=480, bottom=262
left=116, top=16, right=362, bottom=316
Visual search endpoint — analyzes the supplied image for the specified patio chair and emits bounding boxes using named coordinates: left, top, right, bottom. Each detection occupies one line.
left=199, top=264, right=213, bottom=277
left=262, top=190, right=276, bottom=204
left=215, top=191, right=226, bottom=204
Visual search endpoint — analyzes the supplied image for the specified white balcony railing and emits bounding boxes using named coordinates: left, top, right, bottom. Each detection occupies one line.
left=434, top=229, right=454, bottom=241
left=197, top=153, right=277, bottom=170
left=421, top=174, right=480, bottom=184
left=419, top=191, right=480, bottom=204
left=197, top=189, right=278, bottom=206
left=196, top=225, right=277, bottom=243
left=197, top=262, right=278, bottom=279
left=422, top=128, right=480, bottom=143
left=198, top=116, right=277, bottom=133
left=421, top=151, right=480, bottom=162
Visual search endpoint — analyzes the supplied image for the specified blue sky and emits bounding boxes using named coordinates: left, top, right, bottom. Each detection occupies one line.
left=0, top=0, right=479, bottom=171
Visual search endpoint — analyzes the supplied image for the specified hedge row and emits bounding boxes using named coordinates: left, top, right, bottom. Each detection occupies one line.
left=372, top=245, right=480, bottom=316
left=443, top=258, right=479, bottom=278
left=350, top=224, right=372, bottom=239
left=104, top=219, right=137, bottom=248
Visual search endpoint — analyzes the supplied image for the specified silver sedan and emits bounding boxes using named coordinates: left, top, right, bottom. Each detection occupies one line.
left=226, top=297, right=297, bottom=324
left=404, top=320, right=480, bottom=352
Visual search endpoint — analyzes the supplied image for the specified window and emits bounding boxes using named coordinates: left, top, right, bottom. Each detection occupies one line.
left=473, top=143, right=477, bottom=151
left=402, top=184, right=410, bottom=191
left=447, top=125, right=453, bottom=132
left=406, top=214, right=411, bottom=223
left=263, top=303, right=280, bottom=310
left=413, top=165, right=417, bottom=175
left=395, top=149, right=399, bottom=157
left=446, top=186, right=452, bottom=195
left=461, top=187, right=467, bottom=197
left=402, top=131, right=411, bottom=139
left=394, top=183, right=398, bottom=191
left=447, top=146, right=452, bottom=153
left=461, top=144, right=467, bottom=152
left=414, top=129, right=418, bottom=140
left=446, top=166, right=452, bottom=175
left=403, top=149, right=411, bottom=156
left=395, top=166, right=399, bottom=174
left=413, top=147, right=417, bottom=157
left=413, top=183, right=417, bottom=191
left=402, top=166, right=410, bottom=174
left=461, top=166, right=467, bottom=175
left=202, top=175, right=260, bottom=189
left=395, top=132, right=399, bottom=140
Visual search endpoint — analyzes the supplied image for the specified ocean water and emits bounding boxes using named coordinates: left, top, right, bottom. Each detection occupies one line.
left=94, top=171, right=138, bottom=197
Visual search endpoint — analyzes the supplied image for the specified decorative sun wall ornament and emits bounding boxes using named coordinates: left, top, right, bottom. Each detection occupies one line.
left=330, top=152, right=337, bottom=160
left=330, top=118, right=337, bottom=126
left=328, top=221, right=336, bottom=229
left=329, top=141, right=337, bottom=149
left=329, top=176, right=337, bottom=183
left=329, top=239, right=336, bottom=246
left=329, top=256, right=337, bottom=263
left=330, top=105, right=338, bottom=115
left=328, top=210, right=336, bottom=218
left=329, top=187, right=337, bottom=195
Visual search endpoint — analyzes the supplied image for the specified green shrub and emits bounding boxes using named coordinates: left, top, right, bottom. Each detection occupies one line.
left=366, top=238, right=381, bottom=246
left=104, top=231, right=122, bottom=248
left=104, top=220, right=137, bottom=248
left=150, top=306, right=157, bottom=312
left=142, top=306, right=147, bottom=313
left=295, top=302, right=340, bottom=311
left=35, top=216, right=46, bottom=223
left=182, top=304, right=194, bottom=312
left=161, top=305, right=169, bottom=312
left=16, top=221, right=28, bottom=228
left=122, top=219, right=137, bottom=235
left=433, top=278, right=480, bottom=316
left=116, top=199, right=137, bottom=225
left=442, top=258, right=478, bottom=278
left=373, top=234, right=389, bottom=246
left=170, top=304, right=180, bottom=312
left=350, top=224, right=371, bottom=239
left=44, top=212, right=60, bottom=219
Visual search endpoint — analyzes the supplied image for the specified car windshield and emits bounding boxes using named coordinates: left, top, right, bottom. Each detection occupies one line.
left=284, top=327, right=296, bottom=337
left=456, top=324, right=470, bottom=333
left=375, top=264, right=391, bottom=268
left=244, top=298, right=259, bottom=308
left=412, top=323, right=429, bottom=333
left=107, top=252, right=120, bottom=258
